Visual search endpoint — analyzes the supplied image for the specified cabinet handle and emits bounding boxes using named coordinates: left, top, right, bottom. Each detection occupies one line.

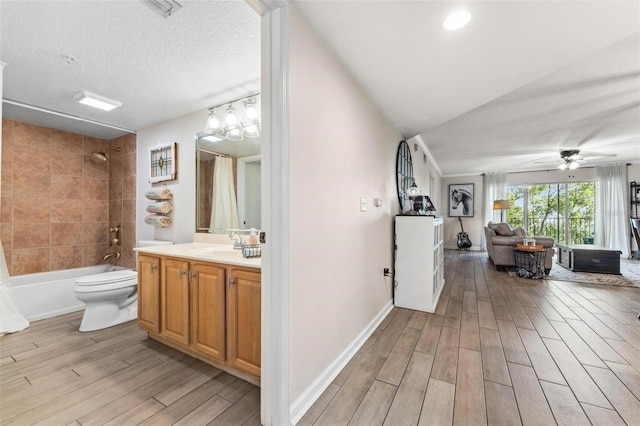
left=179, top=269, right=186, bottom=279
left=188, top=271, right=197, bottom=283
left=227, top=278, right=235, bottom=289
left=150, top=264, right=157, bottom=273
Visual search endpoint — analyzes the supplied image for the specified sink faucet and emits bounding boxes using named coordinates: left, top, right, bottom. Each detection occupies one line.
left=103, top=252, right=121, bottom=260
left=229, top=231, right=243, bottom=250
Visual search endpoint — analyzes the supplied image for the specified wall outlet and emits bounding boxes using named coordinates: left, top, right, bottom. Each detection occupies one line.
left=383, top=267, right=391, bottom=277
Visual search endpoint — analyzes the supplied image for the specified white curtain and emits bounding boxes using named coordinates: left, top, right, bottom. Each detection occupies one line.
left=209, top=157, right=239, bottom=233
left=595, top=163, right=629, bottom=258
left=481, top=172, right=507, bottom=250
left=0, top=240, right=29, bottom=334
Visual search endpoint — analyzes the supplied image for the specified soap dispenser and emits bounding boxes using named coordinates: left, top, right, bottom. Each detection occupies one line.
left=248, top=228, right=259, bottom=245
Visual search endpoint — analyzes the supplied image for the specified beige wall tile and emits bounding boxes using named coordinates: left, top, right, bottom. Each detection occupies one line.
left=52, top=199, right=84, bottom=223
left=122, top=175, right=136, bottom=200
left=13, top=169, right=51, bottom=197
left=109, top=154, right=123, bottom=180
left=51, top=245, right=84, bottom=270
left=83, top=222, right=109, bottom=245
left=1, top=167, right=13, bottom=197
left=52, top=223, right=84, bottom=246
left=1, top=224, right=13, bottom=251
left=13, top=121, right=52, bottom=153
left=109, top=200, right=123, bottom=224
left=13, top=144, right=51, bottom=172
left=84, top=200, right=109, bottom=223
left=52, top=176, right=84, bottom=199
left=122, top=199, right=135, bottom=224
left=12, top=247, right=51, bottom=274
left=52, top=129, right=83, bottom=154
left=52, top=151, right=83, bottom=177
left=109, top=177, right=123, bottom=200
left=122, top=134, right=136, bottom=154
left=13, top=223, right=50, bottom=249
left=84, top=155, right=109, bottom=180
left=82, top=243, right=109, bottom=267
left=122, top=152, right=136, bottom=178
left=0, top=197, right=12, bottom=223
left=14, top=197, right=51, bottom=223
left=3, top=249, right=13, bottom=274
left=83, top=178, right=109, bottom=200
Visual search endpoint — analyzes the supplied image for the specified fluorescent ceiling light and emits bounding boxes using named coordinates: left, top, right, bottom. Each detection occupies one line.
left=443, top=10, right=471, bottom=30
left=74, top=91, right=122, bottom=111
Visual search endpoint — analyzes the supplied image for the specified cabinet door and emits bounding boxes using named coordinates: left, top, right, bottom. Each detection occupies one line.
left=137, top=255, right=160, bottom=332
left=190, top=263, right=226, bottom=361
left=161, top=258, right=190, bottom=345
left=227, top=269, right=261, bottom=377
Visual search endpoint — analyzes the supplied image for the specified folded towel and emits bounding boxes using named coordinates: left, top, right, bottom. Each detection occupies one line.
left=146, top=201, right=173, bottom=214
left=145, top=188, right=173, bottom=200
left=145, top=214, right=173, bottom=228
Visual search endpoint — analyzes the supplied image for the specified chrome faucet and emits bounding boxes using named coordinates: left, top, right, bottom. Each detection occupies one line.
left=229, top=231, right=243, bottom=250
left=103, top=252, right=121, bottom=260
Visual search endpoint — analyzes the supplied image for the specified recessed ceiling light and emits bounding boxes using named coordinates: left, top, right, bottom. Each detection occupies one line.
left=443, top=10, right=471, bottom=31
left=73, top=91, right=122, bottom=111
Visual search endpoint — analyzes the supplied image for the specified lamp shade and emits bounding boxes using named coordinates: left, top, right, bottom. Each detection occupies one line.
left=493, top=199, right=509, bottom=210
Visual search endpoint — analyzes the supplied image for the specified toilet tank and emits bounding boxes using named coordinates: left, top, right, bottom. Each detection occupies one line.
left=138, top=240, right=174, bottom=247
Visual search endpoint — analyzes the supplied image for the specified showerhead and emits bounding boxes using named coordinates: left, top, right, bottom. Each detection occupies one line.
left=92, top=147, right=121, bottom=161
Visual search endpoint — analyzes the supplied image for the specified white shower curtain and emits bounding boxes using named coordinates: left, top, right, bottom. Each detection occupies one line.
left=209, top=156, right=239, bottom=233
left=595, top=163, right=630, bottom=258
left=481, top=172, right=507, bottom=250
left=0, top=240, right=29, bottom=334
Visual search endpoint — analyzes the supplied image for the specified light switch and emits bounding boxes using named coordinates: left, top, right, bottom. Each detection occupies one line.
left=360, top=197, right=367, bottom=212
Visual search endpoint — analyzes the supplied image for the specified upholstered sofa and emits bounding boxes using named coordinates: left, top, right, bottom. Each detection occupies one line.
left=484, top=222, right=555, bottom=273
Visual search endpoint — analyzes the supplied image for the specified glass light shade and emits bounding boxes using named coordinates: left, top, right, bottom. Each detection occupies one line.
left=568, top=161, right=579, bottom=170
left=443, top=10, right=471, bottom=30
left=204, top=110, right=223, bottom=134
left=244, top=99, right=258, bottom=120
left=225, top=125, right=244, bottom=141
left=225, top=104, right=238, bottom=126
left=242, top=122, right=260, bottom=138
left=558, top=162, right=568, bottom=170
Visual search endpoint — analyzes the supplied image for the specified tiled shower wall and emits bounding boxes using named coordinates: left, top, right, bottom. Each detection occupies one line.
left=0, top=119, right=136, bottom=275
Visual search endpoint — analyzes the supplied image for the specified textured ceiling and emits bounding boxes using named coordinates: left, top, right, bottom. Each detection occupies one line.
left=2, top=1, right=639, bottom=175
left=294, top=0, right=640, bottom=175
left=1, top=0, right=260, bottom=140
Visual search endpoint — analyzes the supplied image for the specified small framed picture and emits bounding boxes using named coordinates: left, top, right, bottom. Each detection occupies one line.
left=449, top=183, right=474, bottom=217
left=149, top=142, right=177, bottom=183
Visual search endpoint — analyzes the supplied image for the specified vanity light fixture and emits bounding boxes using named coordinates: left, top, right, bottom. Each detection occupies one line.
left=73, top=91, right=122, bottom=111
left=202, top=93, right=261, bottom=141
left=443, top=10, right=471, bottom=30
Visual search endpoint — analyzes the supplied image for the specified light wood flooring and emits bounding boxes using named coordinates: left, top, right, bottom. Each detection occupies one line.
left=2, top=250, right=640, bottom=425
left=301, top=250, right=640, bottom=426
left=0, top=313, right=260, bottom=425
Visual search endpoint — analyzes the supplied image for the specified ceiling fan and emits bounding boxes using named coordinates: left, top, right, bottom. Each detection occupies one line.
left=534, top=149, right=617, bottom=170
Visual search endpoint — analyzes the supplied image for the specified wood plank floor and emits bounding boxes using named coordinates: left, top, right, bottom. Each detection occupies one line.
left=301, top=250, right=640, bottom=426
left=2, top=250, right=639, bottom=425
left=0, top=313, right=260, bottom=425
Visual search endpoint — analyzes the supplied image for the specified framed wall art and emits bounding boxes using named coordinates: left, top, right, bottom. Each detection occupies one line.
left=449, top=183, right=474, bottom=217
left=149, top=142, right=177, bottom=183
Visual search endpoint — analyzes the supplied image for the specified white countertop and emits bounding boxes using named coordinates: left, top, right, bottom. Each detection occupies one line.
left=134, top=243, right=261, bottom=269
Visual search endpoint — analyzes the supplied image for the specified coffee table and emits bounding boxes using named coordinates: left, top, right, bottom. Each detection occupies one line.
left=556, top=244, right=622, bottom=275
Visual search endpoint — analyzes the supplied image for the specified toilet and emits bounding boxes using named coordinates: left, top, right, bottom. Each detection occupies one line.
left=74, top=240, right=173, bottom=332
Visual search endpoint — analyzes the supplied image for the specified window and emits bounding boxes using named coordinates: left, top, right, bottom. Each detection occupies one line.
left=506, top=182, right=595, bottom=245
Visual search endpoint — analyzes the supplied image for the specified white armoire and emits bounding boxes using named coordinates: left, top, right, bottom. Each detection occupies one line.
left=394, top=215, right=445, bottom=313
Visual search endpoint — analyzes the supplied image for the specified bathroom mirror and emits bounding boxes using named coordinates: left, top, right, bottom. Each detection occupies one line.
left=195, top=133, right=261, bottom=234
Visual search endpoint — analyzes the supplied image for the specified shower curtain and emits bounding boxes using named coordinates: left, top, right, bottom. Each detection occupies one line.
left=0, top=240, right=29, bottom=334
left=209, top=156, right=239, bottom=233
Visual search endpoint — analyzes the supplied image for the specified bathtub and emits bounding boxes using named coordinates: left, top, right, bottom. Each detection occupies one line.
left=9, top=265, right=130, bottom=322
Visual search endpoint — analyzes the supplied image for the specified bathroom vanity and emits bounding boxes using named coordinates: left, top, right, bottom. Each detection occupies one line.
left=134, top=242, right=261, bottom=384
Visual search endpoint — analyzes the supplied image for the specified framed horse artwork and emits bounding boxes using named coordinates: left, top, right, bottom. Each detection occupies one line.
left=449, top=183, right=474, bottom=217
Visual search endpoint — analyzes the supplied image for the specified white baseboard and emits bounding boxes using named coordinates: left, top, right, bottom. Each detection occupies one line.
left=289, top=300, right=394, bottom=425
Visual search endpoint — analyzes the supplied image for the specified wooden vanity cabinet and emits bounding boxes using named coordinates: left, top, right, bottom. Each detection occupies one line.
left=227, top=269, right=261, bottom=377
left=137, top=255, right=160, bottom=333
left=136, top=253, right=260, bottom=379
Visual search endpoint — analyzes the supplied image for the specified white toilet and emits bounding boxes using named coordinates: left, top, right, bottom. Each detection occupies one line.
left=75, top=240, right=173, bottom=332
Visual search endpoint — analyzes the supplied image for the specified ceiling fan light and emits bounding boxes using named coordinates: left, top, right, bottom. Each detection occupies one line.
left=568, top=161, right=579, bottom=170
left=558, top=162, right=568, bottom=170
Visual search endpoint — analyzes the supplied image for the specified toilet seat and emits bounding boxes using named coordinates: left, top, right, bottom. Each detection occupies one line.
left=75, top=270, right=137, bottom=292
